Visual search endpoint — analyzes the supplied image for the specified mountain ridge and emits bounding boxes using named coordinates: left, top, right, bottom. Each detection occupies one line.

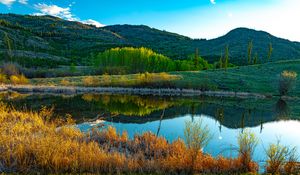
left=1, top=13, right=300, bottom=66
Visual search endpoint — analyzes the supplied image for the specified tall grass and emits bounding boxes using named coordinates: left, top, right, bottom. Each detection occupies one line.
left=0, top=103, right=264, bottom=174
left=184, top=119, right=211, bottom=173
left=265, top=140, right=299, bottom=174
left=237, top=130, right=259, bottom=173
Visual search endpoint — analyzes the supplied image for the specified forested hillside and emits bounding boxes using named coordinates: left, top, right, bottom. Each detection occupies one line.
left=1, top=13, right=300, bottom=68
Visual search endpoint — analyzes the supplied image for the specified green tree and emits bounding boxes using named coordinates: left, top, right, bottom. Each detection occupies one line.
left=94, top=47, right=211, bottom=74
left=253, top=53, right=258, bottom=65
left=219, top=52, right=223, bottom=69
left=69, top=63, right=77, bottom=73
left=194, top=48, right=199, bottom=68
left=247, top=40, right=253, bottom=64
left=267, top=43, right=273, bottom=61
left=224, top=45, right=229, bottom=70
left=3, top=32, right=13, bottom=61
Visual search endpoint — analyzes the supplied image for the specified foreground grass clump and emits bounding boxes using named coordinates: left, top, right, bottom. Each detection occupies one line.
left=0, top=104, right=260, bottom=174
left=265, top=141, right=299, bottom=174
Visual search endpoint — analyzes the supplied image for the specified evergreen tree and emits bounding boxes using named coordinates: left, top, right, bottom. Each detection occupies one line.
left=69, top=63, right=77, bottom=73
left=194, top=48, right=199, bottom=68
left=253, top=53, right=258, bottom=65
left=224, top=45, right=229, bottom=70
left=247, top=40, right=253, bottom=65
left=219, top=52, right=223, bottom=69
left=267, top=43, right=273, bottom=61
left=3, top=32, right=13, bottom=62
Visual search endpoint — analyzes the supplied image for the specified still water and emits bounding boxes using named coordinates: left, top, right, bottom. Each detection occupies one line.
left=2, top=91, right=300, bottom=165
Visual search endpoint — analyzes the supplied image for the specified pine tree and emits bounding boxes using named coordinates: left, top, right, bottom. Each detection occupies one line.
left=194, top=48, right=199, bottom=68
left=219, top=52, right=223, bottom=69
left=3, top=32, right=13, bottom=62
left=253, top=53, right=258, bottom=65
left=224, top=45, right=229, bottom=70
left=267, top=43, right=273, bottom=61
left=247, top=40, right=253, bottom=65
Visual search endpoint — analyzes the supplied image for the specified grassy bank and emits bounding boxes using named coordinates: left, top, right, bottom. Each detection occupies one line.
left=30, top=60, right=300, bottom=96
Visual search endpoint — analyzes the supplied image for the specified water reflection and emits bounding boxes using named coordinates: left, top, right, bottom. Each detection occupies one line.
left=78, top=114, right=300, bottom=165
left=275, top=99, right=290, bottom=119
left=1, top=92, right=300, bottom=129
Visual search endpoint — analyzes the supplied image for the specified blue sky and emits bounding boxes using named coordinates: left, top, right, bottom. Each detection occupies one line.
left=1, top=0, right=300, bottom=41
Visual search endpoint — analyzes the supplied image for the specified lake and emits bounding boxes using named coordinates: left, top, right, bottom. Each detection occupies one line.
left=2, top=91, right=300, bottom=168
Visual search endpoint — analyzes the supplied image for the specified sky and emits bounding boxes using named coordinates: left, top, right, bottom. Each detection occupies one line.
left=0, top=0, right=300, bottom=41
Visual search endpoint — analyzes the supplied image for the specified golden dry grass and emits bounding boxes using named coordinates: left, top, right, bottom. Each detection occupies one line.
left=0, top=103, right=279, bottom=174
left=0, top=74, right=29, bottom=85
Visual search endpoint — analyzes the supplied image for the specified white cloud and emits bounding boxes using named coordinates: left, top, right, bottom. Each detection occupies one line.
left=33, top=3, right=105, bottom=28
left=82, top=19, right=105, bottom=27
left=0, top=0, right=27, bottom=6
left=210, top=0, right=216, bottom=5
left=18, top=0, right=27, bottom=4
left=0, top=0, right=15, bottom=6
left=34, top=3, right=77, bottom=21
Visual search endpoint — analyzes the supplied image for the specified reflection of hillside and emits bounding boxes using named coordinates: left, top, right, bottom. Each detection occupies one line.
left=107, top=98, right=300, bottom=128
left=2, top=93, right=178, bottom=120
left=104, top=104, right=273, bottom=129
left=81, top=94, right=175, bottom=116
left=2, top=93, right=300, bottom=129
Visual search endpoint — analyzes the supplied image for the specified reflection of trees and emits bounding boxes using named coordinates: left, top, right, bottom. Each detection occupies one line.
left=0, top=91, right=30, bottom=100
left=6, top=92, right=298, bottom=129
left=275, top=99, right=290, bottom=119
left=156, top=109, right=165, bottom=136
left=215, top=108, right=224, bottom=133
left=81, top=94, right=174, bottom=116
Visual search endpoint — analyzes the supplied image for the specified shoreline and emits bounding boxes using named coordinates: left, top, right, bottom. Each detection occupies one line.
left=0, top=84, right=271, bottom=99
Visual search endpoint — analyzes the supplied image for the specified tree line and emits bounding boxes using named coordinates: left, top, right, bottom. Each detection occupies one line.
left=247, top=40, right=273, bottom=65
left=93, top=47, right=212, bottom=74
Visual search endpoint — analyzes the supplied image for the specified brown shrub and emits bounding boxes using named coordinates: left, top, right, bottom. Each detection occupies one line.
left=82, top=76, right=101, bottom=87
left=0, top=74, right=8, bottom=83
left=279, top=70, right=297, bottom=96
left=10, top=74, right=29, bottom=85
left=1, top=62, right=20, bottom=76
left=60, top=78, right=71, bottom=86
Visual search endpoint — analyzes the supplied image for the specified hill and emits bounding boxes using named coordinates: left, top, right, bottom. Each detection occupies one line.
left=1, top=13, right=300, bottom=67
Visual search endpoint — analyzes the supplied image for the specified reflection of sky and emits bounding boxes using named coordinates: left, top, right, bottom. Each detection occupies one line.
left=78, top=114, right=300, bottom=167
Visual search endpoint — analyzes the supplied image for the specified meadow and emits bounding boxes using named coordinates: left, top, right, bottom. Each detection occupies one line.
left=30, top=59, right=300, bottom=97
